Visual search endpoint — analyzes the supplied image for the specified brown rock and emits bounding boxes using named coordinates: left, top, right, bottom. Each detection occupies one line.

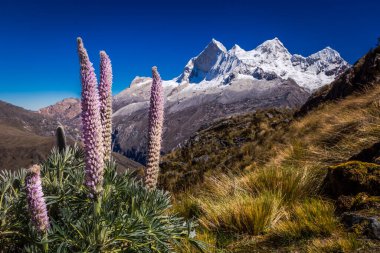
left=323, top=161, right=380, bottom=198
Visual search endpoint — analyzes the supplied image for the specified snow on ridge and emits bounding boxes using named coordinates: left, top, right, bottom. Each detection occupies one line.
left=211, top=38, right=227, bottom=53
left=177, top=37, right=350, bottom=91
left=116, top=37, right=349, bottom=103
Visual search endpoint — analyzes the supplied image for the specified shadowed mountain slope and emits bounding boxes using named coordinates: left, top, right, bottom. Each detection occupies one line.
left=0, top=100, right=143, bottom=171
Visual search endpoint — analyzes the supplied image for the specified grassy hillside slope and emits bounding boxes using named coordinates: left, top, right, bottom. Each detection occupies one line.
left=159, top=109, right=294, bottom=192
left=160, top=46, right=380, bottom=252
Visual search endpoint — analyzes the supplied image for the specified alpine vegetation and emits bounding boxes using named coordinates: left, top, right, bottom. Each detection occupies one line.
left=25, top=164, right=50, bottom=233
left=0, top=147, right=203, bottom=252
left=99, top=50, right=113, bottom=161
left=77, top=37, right=105, bottom=197
left=0, top=38, right=203, bottom=252
left=55, top=125, right=66, bottom=153
left=144, top=66, right=165, bottom=190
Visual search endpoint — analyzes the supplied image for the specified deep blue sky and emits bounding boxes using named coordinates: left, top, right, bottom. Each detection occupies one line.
left=0, top=0, right=379, bottom=110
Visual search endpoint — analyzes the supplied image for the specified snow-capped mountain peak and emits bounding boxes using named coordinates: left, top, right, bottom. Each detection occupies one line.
left=254, top=37, right=290, bottom=55
left=229, top=44, right=244, bottom=54
left=308, top=46, right=344, bottom=64
left=210, top=38, right=227, bottom=53
left=177, top=37, right=349, bottom=91
left=112, top=38, right=351, bottom=162
left=177, top=39, right=227, bottom=83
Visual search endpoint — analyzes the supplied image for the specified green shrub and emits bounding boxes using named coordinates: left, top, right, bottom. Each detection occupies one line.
left=0, top=146, right=204, bottom=252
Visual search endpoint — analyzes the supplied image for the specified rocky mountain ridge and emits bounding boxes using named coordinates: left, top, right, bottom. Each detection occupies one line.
left=41, top=38, right=350, bottom=163
left=176, top=38, right=349, bottom=90
left=110, top=38, right=349, bottom=163
left=298, top=45, right=380, bottom=116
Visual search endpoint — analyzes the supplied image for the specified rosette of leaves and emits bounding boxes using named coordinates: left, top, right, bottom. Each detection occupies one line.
left=0, top=146, right=206, bottom=252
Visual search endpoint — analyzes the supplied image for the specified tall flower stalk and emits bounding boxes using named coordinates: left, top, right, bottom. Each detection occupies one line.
left=144, top=66, right=164, bottom=190
left=77, top=37, right=104, bottom=197
left=99, top=51, right=113, bottom=161
left=25, top=164, right=50, bottom=233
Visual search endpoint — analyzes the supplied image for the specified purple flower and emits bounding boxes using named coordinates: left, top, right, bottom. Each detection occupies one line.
left=99, top=51, right=113, bottom=161
left=144, top=66, right=164, bottom=190
left=77, top=37, right=104, bottom=197
left=25, top=164, right=49, bottom=233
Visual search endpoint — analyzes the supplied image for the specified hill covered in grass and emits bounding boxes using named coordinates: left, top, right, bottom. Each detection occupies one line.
left=160, top=45, right=380, bottom=252
left=159, top=109, right=294, bottom=192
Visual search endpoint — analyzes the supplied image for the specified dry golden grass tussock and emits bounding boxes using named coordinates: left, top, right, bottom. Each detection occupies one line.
left=193, top=164, right=324, bottom=237
left=306, top=234, right=361, bottom=253
left=271, top=198, right=338, bottom=241
left=239, top=165, right=323, bottom=202
left=271, top=83, right=380, bottom=168
left=198, top=191, right=284, bottom=235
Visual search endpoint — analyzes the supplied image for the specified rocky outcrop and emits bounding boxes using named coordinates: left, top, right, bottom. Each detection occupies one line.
left=337, top=193, right=380, bottom=213
left=323, top=161, right=380, bottom=198
left=323, top=161, right=380, bottom=240
left=350, top=141, right=380, bottom=164
left=39, top=98, right=81, bottom=120
left=39, top=98, right=81, bottom=140
left=342, top=212, right=380, bottom=240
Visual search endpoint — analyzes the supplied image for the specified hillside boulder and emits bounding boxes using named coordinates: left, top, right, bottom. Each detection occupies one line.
left=323, top=161, right=380, bottom=198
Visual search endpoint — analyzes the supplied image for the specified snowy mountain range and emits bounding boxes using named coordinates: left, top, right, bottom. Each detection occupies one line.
left=110, top=38, right=349, bottom=162
left=114, top=38, right=349, bottom=114
left=176, top=37, right=348, bottom=90
left=41, top=38, right=350, bottom=163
